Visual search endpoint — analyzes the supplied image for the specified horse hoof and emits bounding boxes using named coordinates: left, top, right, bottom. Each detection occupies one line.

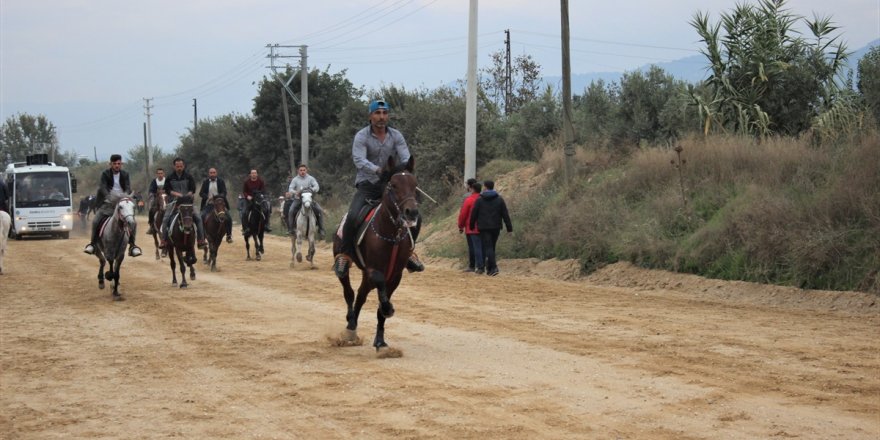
left=113, top=294, right=124, bottom=301
left=296, top=252, right=302, bottom=262
left=172, top=282, right=178, bottom=287
left=99, top=281, right=105, bottom=290
left=180, top=284, right=188, bottom=289
left=190, top=274, right=196, bottom=280
left=256, top=255, right=261, bottom=261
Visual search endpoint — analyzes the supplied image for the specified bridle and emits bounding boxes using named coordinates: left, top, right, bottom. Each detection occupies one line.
left=382, top=171, right=418, bottom=227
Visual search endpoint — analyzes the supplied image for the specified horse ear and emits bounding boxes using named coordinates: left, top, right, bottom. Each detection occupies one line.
left=406, top=155, right=414, bottom=172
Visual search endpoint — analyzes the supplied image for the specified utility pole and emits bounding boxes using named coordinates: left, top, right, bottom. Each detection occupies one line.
left=560, top=0, right=576, bottom=182
left=299, top=46, right=309, bottom=166
left=464, top=0, right=478, bottom=181
left=143, top=98, right=154, bottom=177
left=281, top=89, right=295, bottom=172
left=143, top=123, right=150, bottom=193
left=192, top=98, right=199, bottom=153
left=266, top=44, right=309, bottom=170
left=504, top=29, right=512, bottom=115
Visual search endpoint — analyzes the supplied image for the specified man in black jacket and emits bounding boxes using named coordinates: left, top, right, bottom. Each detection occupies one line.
left=83, top=154, right=142, bottom=257
left=468, top=180, right=512, bottom=276
left=160, top=157, right=206, bottom=252
left=198, top=167, right=233, bottom=243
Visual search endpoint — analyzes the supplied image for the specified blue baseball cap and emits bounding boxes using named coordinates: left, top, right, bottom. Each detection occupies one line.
left=368, top=99, right=390, bottom=113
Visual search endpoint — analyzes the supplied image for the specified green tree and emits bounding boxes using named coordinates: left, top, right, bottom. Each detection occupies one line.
left=480, top=50, right=542, bottom=114
left=691, top=0, right=849, bottom=137
left=573, top=79, right=619, bottom=147
left=858, top=45, right=880, bottom=124
left=250, top=66, right=360, bottom=190
left=0, top=113, right=60, bottom=164
left=616, top=66, right=692, bottom=145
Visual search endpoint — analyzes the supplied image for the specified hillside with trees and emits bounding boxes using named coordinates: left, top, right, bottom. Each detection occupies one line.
left=4, top=0, right=877, bottom=292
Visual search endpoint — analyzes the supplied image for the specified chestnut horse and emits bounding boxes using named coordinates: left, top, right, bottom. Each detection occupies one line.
left=332, top=156, right=419, bottom=354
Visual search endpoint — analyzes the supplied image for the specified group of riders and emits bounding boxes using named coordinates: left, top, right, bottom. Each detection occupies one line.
left=82, top=99, right=425, bottom=277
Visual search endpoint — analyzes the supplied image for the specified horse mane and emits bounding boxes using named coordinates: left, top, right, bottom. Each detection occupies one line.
left=106, top=191, right=131, bottom=205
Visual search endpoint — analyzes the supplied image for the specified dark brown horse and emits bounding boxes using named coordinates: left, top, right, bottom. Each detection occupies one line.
left=167, top=200, right=197, bottom=288
left=149, top=193, right=167, bottom=260
left=202, top=195, right=228, bottom=272
left=243, top=191, right=268, bottom=261
left=332, top=156, right=419, bottom=354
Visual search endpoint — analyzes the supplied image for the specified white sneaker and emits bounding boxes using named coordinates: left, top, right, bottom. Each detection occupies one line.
left=83, top=244, right=95, bottom=255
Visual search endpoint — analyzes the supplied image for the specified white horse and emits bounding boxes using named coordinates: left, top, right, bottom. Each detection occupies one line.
left=289, top=189, right=317, bottom=269
left=93, top=194, right=137, bottom=300
left=0, top=210, right=10, bottom=275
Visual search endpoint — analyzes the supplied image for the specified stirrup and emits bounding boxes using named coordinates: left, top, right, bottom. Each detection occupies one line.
left=333, top=254, right=352, bottom=279
left=129, top=245, right=142, bottom=257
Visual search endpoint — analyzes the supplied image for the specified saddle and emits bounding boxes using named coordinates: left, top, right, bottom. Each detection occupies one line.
left=335, top=199, right=380, bottom=243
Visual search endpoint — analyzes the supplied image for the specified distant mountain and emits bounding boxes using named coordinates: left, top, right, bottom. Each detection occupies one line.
left=544, top=39, right=878, bottom=95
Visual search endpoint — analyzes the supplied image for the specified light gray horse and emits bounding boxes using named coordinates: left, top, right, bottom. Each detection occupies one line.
left=94, top=193, right=137, bottom=300
left=289, top=189, right=317, bottom=269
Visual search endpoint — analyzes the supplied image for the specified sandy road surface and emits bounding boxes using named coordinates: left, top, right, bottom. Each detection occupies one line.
left=1, top=227, right=878, bottom=439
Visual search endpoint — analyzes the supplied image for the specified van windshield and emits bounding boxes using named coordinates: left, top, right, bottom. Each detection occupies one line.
left=14, top=171, right=71, bottom=208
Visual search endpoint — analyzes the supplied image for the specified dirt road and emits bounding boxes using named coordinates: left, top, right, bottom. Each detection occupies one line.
left=1, top=227, right=878, bottom=439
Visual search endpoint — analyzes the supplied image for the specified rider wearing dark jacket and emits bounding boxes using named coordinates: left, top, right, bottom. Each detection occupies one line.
left=198, top=167, right=232, bottom=242
left=241, top=169, right=271, bottom=233
left=468, top=180, right=512, bottom=276
left=83, top=154, right=142, bottom=257
left=160, top=158, right=206, bottom=251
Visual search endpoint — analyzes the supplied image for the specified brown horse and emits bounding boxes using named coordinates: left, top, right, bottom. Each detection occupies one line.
left=332, top=155, right=419, bottom=353
left=149, top=193, right=167, bottom=260
left=202, top=196, right=228, bottom=272
left=167, top=200, right=197, bottom=288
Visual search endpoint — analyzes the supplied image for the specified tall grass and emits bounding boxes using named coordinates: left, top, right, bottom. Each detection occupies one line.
left=438, top=131, right=879, bottom=293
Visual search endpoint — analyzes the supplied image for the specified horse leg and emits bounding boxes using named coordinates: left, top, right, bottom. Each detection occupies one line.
left=110, top=259, right=123, bottom=301
left=189, top=250, right=196, bottom=280
left=177, top=249, right=188, bottom=288
left=255, top=234, right=263, bottom=261
left=152, top=231, right=160, bottom=260
left=369, top=270, right=395, bottom=318
left=169, top=246, right=178, bottom=287
left=98, top=256, right=106, bottom=290
left=245, top=234, right=252, bottom=260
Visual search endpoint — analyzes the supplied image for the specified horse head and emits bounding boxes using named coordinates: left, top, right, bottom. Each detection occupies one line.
left=176, top=199, right=195, bottom=234
left=212, top=195, right=228, bottom=221
left=382, top=155, right=419, bottom=228
left=113, top=193, right=137, bottom=231
left=300, top=189, right=313, bottom=210
left=251, top=191, right=269, bottom=215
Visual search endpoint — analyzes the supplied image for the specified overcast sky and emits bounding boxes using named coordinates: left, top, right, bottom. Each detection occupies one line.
left=2, top=0, right=878, bottom=162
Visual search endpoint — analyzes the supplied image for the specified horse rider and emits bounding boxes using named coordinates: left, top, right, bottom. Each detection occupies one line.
left=333, top=99, right=424, bottom=279
left=281, top=174, right=293, bottom=230
left=160, top=157, right=207, bottom=253
left=83, top=154, right=143, bottom=257
left=198, top=167, right=233, bottom=243
left=286, top=164, right=326, bottom=237
left=145, top=167, right=165, bottom=234
left=240, top=169, right=272, bottom=233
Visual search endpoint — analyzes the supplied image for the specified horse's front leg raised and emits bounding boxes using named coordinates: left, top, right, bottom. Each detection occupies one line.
left=369, top=270, right=395, bottom=319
